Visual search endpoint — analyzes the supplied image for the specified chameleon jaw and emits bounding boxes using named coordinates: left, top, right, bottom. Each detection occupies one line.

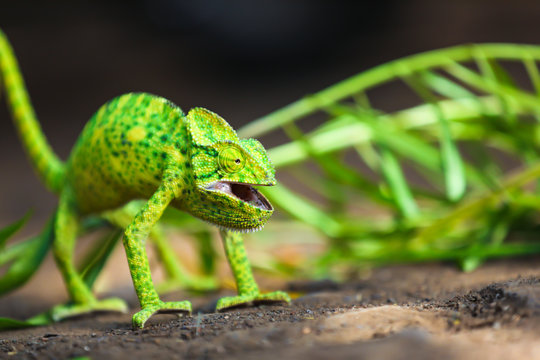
left=204, top=181, right=273, bottom=212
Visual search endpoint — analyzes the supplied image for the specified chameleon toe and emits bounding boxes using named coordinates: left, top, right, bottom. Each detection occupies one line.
left=253, top=290, right=291, bottom=304
left=216, top=291, right=291, bottom=312
left=132, top=300, right=192, bottom=329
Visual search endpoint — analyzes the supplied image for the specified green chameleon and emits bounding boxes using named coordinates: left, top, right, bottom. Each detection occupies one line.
left=0, top=30, right=290, bottom=328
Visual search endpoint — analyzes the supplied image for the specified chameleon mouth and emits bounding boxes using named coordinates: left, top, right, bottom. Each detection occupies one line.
left=205, top=181, right=273, bottom=211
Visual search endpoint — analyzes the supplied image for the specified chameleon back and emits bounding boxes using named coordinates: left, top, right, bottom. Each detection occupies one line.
left=66, top=93, right=188, bottom=214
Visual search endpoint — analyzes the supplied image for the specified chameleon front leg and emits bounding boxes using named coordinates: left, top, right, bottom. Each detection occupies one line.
left=51, top=188, right=127, bottom=321
left=216, top=229, right=290, bottom=311
left=102, top=202, right=217, bottom=293
left=123, top=184, right=191, bottom=328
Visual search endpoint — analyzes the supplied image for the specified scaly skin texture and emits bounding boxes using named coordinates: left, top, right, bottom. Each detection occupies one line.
left=0, top=29, right=290, bottom=328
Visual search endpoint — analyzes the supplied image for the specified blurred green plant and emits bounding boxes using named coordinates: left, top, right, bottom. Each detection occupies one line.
left=238, top=43, right=540, bottom=276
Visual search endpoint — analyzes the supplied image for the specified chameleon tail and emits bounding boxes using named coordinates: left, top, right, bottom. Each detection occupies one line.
left=0, top=29, right=65, bottom=194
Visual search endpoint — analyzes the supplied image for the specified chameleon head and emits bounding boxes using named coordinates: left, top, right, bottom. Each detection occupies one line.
left=184, top=107, right=276, bottom=232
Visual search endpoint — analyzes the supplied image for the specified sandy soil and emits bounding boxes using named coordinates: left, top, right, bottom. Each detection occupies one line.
left=1, top=256, right=539, bottom=360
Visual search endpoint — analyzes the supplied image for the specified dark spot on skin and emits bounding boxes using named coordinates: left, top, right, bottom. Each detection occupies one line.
left=154, top=175, right=160, bottom=181
left=112, top=151, right=119, bottom=157
left=161, top=152, right=167, bottom=159
left=160, top=135, right=168, bottom=142
left=197, top=171, right=216, bottom=180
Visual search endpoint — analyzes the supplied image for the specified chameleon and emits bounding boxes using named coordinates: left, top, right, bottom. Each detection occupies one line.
left=0, top=29, right=290, bottom=328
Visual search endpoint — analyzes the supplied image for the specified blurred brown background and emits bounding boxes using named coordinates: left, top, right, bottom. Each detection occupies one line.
left=1, top=0, right=540, bottom=231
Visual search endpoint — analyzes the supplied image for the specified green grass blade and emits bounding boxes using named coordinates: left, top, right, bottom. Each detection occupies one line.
left=194, top=230, right=217, bottom=275
left=262, top=184, right=342, bottom=238
left=523, top=57, right=540, bottom=97
left=281, top=122, right=350, bottom=206
left=0, top=211, right=32, bottom=249
left=445, top=61, right=540, bottom=114
left=0, top=311, right=53, bottom=330
left=0, top=215, right=55, bottom=295
left=401, top=73, right=466, bottom=201
left=80, top=229, right=122, bottom=289
left=377, top=145, right=419, bottom=219
left=414, top=161, right=540, bottom=246
left=419, top=70, right=476, bottom=99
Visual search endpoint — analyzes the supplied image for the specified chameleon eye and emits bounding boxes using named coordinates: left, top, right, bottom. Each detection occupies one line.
left=218, top=146, right=245, bottom=173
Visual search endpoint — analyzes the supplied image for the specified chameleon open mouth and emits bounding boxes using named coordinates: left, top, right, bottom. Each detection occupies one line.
left=205, top=181, right=273, bottom=211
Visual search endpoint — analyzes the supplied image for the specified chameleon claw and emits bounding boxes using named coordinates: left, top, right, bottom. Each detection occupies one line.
left=132, top=300, right=192, bottom=329
left=216, top=291, right=291, bottom=312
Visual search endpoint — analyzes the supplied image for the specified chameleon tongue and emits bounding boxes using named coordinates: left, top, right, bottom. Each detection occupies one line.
left=208, top=181, right=232, bottom=194
left=205, top=181, right=272, bottom=211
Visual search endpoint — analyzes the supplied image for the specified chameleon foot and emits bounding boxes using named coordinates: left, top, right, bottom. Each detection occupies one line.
left=132, top=300, right=192, bottom=329
left=51, top=297, right=128, bottom=322
left=216, top=291, right=291, bottom=312
left=157, top=275, right=219, bottom=294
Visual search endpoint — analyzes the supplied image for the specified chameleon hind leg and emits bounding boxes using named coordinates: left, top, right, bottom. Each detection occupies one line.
left=101, top=202, right=217, bottom=293
left=215, top=229, right=290, bottom=311
left=123, top=184, right=191, bottom=329
left=50, top=188, right=128, bottom=321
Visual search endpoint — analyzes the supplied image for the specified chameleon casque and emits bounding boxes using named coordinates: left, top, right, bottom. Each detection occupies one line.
left=0, top=30, right=290, bottom=328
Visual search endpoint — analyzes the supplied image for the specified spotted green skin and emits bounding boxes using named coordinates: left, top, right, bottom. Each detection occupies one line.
left=0, top=29, right=290, bottom=328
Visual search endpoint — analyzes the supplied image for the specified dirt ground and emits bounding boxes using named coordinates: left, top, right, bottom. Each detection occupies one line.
left=0, top=255, right=539, bottom=360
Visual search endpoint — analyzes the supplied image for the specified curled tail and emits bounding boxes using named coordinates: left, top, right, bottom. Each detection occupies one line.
left=0, top=29, right=65, bottom=194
